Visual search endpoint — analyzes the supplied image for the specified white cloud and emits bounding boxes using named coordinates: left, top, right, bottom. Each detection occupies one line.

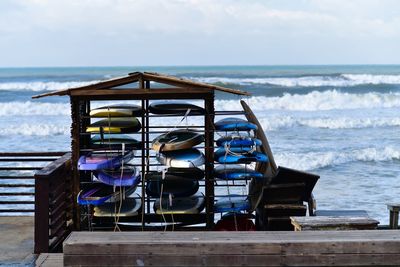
left=0, top=0, right=399, bottom=66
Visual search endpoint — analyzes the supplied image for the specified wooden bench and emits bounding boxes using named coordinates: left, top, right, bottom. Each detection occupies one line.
left=290, top=216, right=379, bottom=231
left=387, top=203, right=400, bottom=229
left=315, top=210, right=369, bottom=217
left=63, top=231, right=400, bottom=266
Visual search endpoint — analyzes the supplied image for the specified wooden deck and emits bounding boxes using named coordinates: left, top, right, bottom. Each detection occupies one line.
left=62, top=230, right=400, bottom=266
left=35, top=253, right=63, bottom=267
left=0, top=216, right=35, bottom=266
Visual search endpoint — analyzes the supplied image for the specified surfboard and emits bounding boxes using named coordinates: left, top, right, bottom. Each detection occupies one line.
left=149, top=101, right=205, bottom=115
left=91, top=134, right=140, bottom=145
left=214, top=117, right=257, bottom=132
left=240, top=100, right=277, bottom=176
left=77, top=184, right=136, bottom=206
left=146, top=173, right=199, bottom=197
left=94, top=168, right=141, bottom=187
left=78, top=151, right=134, bottom=170
left=214, top=195, right=250, bottom=213
left=214, top=147, right=268, bottom=164
left=152, top=130, right=204, bottom=152
left=216, top=135, right=262, bottom=147
left=154, top=193, right=205, bottom=215
left=91, top=134, right=142, bottom=149
left=86, top=118, right=141, bottom=134
left=157, top=148, right=205, bottom=168
left=93, top=195, right=141, bottom=217
left=214, top=165, right=264, bottom=180
left=240, top=100, right=278, bottom=211
left=90, top=104, right=143, bottom=117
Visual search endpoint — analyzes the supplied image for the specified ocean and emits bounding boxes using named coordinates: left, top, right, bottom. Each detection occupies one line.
left=0, top=65, right=399, bottom=224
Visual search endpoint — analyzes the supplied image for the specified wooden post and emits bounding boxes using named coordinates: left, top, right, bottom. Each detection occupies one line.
left=34, top=175, right=49, bottom=253
left=70, top=97, right=81, bottom=230
left=204, top=93, right=215, bottom=229
left=387, top=204, right=400, bottom=229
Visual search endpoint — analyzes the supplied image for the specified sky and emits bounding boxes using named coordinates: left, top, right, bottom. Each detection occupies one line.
left=0, top=0, right=399, bottom=67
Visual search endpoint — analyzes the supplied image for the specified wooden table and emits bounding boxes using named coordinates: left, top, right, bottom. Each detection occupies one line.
left=387, top=203, right=400, bottom=229
left=290, top=216, right=379, bottom=231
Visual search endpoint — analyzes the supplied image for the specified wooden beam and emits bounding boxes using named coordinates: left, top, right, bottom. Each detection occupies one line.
left=143, top=72, right=250, bottom=96
left=32, top=73, right=142, bottom=99
left=69, top=88, right=214, bottom=99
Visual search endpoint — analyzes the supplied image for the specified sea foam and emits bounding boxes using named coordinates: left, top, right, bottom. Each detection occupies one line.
left=0, top=123, right=70, bottom=136
left=192, top=74, right=400, bottom=87
left=0, top=80, right=101, bottom=91
left=214, top=90, right=400, bottom=111
left=275, top=146, right=400, bottom=171
left=2, top=90, right=400, bottom=117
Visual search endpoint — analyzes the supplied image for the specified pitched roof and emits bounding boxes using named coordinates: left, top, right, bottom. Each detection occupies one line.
left=32, top=71, right=249, bottom=98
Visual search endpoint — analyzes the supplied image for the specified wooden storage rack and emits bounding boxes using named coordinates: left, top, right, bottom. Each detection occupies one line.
left=32, top=72, right=250, bottom=231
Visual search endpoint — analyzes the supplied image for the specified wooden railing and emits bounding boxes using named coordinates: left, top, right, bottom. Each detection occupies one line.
left=34, top=152, right=73, bottom=253
left=0, top=152, right=66, bottom=215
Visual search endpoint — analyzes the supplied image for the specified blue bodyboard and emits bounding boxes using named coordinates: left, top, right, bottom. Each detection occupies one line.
left=214, top=147, right=268, bottom=164
left=214, top=195, right=250, bottom=213
left=214, top=118, right=257, bottom=131
left=214, top=165, right=264, bottom=180
left=216, top=136, right=262, bottom=147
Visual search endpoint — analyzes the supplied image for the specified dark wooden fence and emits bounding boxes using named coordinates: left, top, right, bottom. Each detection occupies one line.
left=34, top=152, right=73, bottom=253
left=0, top=152, right=74, bottom=253
left=0, top=152, right=66, bottom=215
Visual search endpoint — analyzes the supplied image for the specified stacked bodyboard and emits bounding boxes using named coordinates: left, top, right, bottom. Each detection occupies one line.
left=213, top=117, right=268, bottom=229
left=77, top=104, right=142, bottom=218
left=149, top=101, right=206, bottom=215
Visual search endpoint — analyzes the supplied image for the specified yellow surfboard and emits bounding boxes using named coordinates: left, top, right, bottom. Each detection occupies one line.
left=86, top=118, right=141, bottom=133
left=90, top=104, right=143, bottom=117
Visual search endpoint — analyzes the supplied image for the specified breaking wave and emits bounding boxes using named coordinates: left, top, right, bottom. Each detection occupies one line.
left=257, top=116, right=400, bottom=131
left=0, top=102, right=70, bottom=116
left=0, top=124, right=70, bottom=136
left=0, top=80, right=101, bottom=91
left=275, top=146, right=400, bottom=170
left=192, top=74, right=400, bottom=87
left=215, top=90, right=400, bottom=111
left=2, top=89, right=400, bottom=120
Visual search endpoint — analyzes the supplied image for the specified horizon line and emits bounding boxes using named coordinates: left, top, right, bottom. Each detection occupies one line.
left=1, top=63, right=400, bottom=69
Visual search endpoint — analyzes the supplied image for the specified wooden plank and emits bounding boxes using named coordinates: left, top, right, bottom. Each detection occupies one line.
left=316, top=210, right=369, bottom=217
left=34, top=153, right=71, bottom=178
left=64, top=253, right=400, bottom=267
left=291, top=216, right=379, bottom=231
left=63, top=231, right=400, bottom=266
left=142, top=72, right=250, bottom=96
left=63, top=230, right=400, bottom=242
left=32, top=73, right=141, bottom=99
left=0, top=152, right=66, bottom=157
left=64, top=254, right=281, bottom=266
left=36, top=253, right=63, bottom=267
left=70, top=88, right=212, bottom=97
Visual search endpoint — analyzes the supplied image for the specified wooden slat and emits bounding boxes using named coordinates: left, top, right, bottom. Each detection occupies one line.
left=0, top=152, right=66, bottom=157
left=35, top=153, right=71, bottom=177
left=0, top=158, right=57, bottom=162
left=36, top=253, right=63, bottom=267
left=0, top=184, right=34, bottom=187
left=70, top=88, right=212, bottom=97
left=291, top=216, right=380, bottom=231
left=63, top=231, right=400, bottom=266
